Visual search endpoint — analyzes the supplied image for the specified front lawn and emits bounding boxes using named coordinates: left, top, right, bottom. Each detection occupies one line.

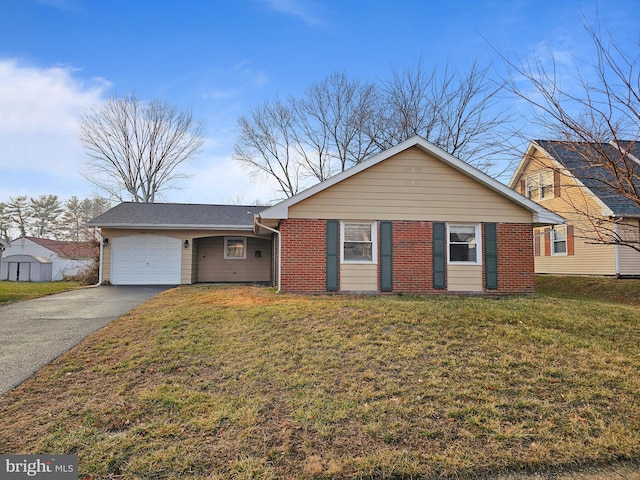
left=0, top=280, right=80, bottom=304
left=536, top=275, right=640, bottom=306
left=0, top=285, right=638, bottom=479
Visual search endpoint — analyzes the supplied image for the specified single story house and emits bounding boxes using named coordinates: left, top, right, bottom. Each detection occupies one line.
left=0, top=237, right=97, bottom=281
left=87, top=203, right=272, bottom=285
left=89, top=136, right=563, bottom=294
left=508, top=140, right=640, bottom=277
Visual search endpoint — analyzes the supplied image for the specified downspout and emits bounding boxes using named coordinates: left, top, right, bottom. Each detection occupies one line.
left=614, top=221, right=620, bottom=277
left=97, top=232, right=105, bottom=286
left=255, top=218, right=281, bottom=293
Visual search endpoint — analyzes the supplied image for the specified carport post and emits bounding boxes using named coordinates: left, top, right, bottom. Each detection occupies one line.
left=255, top=219, right=281, bottom=293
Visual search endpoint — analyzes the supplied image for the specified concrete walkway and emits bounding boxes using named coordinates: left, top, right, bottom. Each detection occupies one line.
left=0, top=285, right=171, bottom=395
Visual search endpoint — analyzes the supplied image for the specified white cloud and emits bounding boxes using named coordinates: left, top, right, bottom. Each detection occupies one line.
left=256, top=0, right=324, bottom=25
left=0, top=60, right=109, bottom=200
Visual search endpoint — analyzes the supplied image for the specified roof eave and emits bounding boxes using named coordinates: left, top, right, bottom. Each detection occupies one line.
left=89, top=224, right=256, bottom=230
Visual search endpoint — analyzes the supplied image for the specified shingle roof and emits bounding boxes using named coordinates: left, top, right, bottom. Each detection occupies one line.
left=536, top=140, right=640, bottom=217
left=87, top=202, right=269, bottom=229
left=21, top=237, right=97, bottom=259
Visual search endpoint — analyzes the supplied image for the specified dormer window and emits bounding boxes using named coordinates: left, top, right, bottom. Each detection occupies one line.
left=526, top=171, right=554, bottom=201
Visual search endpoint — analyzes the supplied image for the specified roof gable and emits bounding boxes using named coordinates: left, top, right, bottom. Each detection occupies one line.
left=259, top=136, right=563, bottom=224
left=88, top=202, right=269, bottom=230
left=511, top=140, right=640, bottom=218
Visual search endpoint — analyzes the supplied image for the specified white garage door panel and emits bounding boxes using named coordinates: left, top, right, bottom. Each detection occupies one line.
left=111, top=235, right=181, bottom=285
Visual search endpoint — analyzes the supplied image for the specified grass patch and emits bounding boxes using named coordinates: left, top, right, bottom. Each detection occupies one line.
left=0, top=280, right=80, bottom=304
left=0, top=285, right=638, bottom=479
left=536, top=275, right=640, bottom=306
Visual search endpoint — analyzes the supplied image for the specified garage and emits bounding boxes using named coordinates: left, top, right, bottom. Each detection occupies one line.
left=111, top=235, right=181, bottom=285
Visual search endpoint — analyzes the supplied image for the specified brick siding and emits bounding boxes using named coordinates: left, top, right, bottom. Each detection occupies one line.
left=493, top=223, right=536, bottom=294
left=280, top=219, right=328, bottom=293
left=279, top=219, right=535, bottom=295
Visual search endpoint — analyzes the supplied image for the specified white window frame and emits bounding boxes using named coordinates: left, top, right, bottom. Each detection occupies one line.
left=526, top=171, right=554, bottom=201
left=447, top=223, right=482, bottom=265
left=224, top=237, right=247, bottom=260
left=551, top=226, right=567, bottom=256
left=340, top=221, right=377, bottom=264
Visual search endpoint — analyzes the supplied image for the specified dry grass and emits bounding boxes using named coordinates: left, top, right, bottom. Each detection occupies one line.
left=0, top=285, right=638, bottom=479
left=536, top=275, right=640, bottom=306
left=0, top=280, right=80, bottom=304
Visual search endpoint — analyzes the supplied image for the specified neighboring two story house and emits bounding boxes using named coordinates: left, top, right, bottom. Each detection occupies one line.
left=509, top=140, right=640, bottom=277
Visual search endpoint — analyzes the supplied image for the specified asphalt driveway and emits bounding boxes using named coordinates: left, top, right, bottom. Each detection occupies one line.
left=0, top=285, right=172, bottom=396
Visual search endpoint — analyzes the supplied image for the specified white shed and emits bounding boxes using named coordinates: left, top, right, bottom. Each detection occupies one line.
left=1, top=254, right=53, bottom=282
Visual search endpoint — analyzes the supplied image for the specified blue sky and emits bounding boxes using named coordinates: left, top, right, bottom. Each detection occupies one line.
left=0, top=0, right=637, bottom=205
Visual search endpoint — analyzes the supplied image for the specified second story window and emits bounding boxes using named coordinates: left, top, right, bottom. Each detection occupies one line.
left=526, top=171, right=554, bottom=201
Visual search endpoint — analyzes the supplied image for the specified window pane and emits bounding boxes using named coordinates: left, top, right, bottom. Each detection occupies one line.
left=226, top=239, right=244, bottom=257
left=527, top=176, right=540, bottom=200
left=554, top=228, right=566, bottom=241
left=344, top=242, right=372, bottom=261
left=450, top=244, right=477, bottom=262
left=344, top=224, right=371, bottom=242
left=540, top=171, right=554, bottom=198
left=449, top=225, right=476, bottom=243
left=554, top=241, right=567, bottom=254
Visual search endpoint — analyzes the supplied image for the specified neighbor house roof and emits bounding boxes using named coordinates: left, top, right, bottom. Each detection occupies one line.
left=510, top=140, right=640, bottom=218
left=15, top=237, right=97, bottom=259
left=259, top=135, right=564, bottom=225
left=87, top=202, right=269, bottom=230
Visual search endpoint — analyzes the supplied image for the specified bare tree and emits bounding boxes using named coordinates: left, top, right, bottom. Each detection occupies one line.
left=235, top=63, right=514, bottom=197
left=502, top=21, right=640, bottom=252
left=378, top=60, right=514, bottom=173
left=295, top=72, right=380, bottom=180
left=80, top=93, right=204, bottom=203
left=234, top=98, right=303, bottom=198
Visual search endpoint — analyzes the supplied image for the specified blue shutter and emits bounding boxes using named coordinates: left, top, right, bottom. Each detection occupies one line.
left=484, top=223, right=498, bottom=290
left=326, top=220, right=339, bottom=291
left=433, top=222, right=446, bottom=289
left=380, top=221, right=393, bottom=292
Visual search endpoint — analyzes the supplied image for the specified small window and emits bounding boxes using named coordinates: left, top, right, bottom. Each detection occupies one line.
left=341, top=222, right=377, bottom=263
left=551, top=226, right=567, bottom=255
left=526, top=171, right=554, bottom=201
left=448, top=224, right=481, bottom=264
left=224, top=237, right=246, bottom=259
left=539, top=171, right=554, bottom=199
left=526, top=175, right=540, bottom=200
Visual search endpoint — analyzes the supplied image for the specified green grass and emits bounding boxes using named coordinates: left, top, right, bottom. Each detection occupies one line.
left=0, top=284, right=638, bottom=479
left=0, top=280, right=80, bottom=304
left=536, top=275, right=640, bottom=306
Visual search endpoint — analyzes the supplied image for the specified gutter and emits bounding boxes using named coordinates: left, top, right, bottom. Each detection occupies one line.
left=254, top=218, right=281, bottom=293
left=97, top=232, right=105, bottom=286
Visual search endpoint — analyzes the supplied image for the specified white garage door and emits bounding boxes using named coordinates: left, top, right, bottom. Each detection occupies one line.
left=111, top=235, right=182, bottom=285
